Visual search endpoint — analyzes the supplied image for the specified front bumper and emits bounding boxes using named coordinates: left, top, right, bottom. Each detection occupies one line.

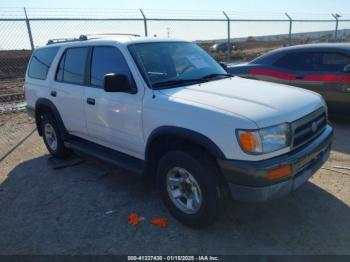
left=218, top=124, right=333, bottom=202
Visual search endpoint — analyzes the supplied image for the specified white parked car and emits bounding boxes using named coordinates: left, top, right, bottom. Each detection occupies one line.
left=25, top=35, right=333, bottom=228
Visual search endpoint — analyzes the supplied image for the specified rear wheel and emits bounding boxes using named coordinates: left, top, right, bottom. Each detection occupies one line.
left=41, top=113, right=70, bottom=158
left=158, top=148, right=228, bottom=228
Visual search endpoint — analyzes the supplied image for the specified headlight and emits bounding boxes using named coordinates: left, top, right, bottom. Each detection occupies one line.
left=237, top=123, right=290, bottom=154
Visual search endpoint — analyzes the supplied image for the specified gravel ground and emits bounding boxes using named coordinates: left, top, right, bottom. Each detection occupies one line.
left=0, top=112, right=349, bottom=255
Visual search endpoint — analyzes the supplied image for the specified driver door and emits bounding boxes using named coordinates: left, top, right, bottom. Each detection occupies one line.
left=84, top=46, right=144, bottom=158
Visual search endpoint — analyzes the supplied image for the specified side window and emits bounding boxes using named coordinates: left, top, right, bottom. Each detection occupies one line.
left=56, top=47, right=88, bottom=85
left=28, top=47, right=59, bottom=80
left=274, top=52, right=321, bottom=71
left=274, top=53, right=304, bottom=70
left=302, top=52, right=322, bottom=71
left=321, top=53, right=350, bottom=72
left=90, top=46, right=133, bottom=88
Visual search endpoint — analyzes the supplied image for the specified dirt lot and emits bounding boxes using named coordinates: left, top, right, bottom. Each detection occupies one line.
left=0, top=50, right=31, bottom=80
left=0, top=112, right=349, bottom=255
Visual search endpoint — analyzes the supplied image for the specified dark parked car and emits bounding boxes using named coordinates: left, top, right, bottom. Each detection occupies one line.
left=210, top=42, right=236, bottom=53
left=227, top=44, right=350, bottom=114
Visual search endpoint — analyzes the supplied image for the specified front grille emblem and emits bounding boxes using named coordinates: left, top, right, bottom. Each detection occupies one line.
left=311, top=122, right=318, bottom=133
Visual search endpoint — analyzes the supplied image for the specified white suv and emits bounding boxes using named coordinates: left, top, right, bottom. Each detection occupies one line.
left=25, top=35, right=333, bottom=228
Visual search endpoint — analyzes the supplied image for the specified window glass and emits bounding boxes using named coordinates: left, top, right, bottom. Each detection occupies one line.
left=90, top=47, right=133, bottom=88
left=56, top=47, right=88, bottom=85
left=274, top=52, right=322, bottom=71
left=28, top=47, right=59, bottom=80
left=128, top=42, right=226, bottom=88
left=321, top=53, right=350, bottom=71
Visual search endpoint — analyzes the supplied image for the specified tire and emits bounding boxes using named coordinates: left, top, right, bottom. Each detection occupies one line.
left=41, top=112, right=70, bottom=158
left=158, top=148, right=228, bottom=228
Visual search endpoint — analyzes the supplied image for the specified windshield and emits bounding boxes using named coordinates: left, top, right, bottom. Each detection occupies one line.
left=128, top=42, right=227, bottom=89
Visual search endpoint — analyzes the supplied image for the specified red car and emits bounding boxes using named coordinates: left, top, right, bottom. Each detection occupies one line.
left=227, top=43, right=350, bottom=115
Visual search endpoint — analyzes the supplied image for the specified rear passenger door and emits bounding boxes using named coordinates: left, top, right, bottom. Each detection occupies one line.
left=52, top=47, right=89, bottom=135
left=286, top=52, right=325, bottom=93
left=84, top=46, right=144, bottom=158
left=315, top=52, right=350, bottom=109
left=287, top=51, right=350, bottom=108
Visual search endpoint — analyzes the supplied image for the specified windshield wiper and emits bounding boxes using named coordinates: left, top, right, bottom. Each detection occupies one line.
left=152, top=79, right=207, bottom=88
left=152, top=74, right=232, bottom=89
left=201, top=73, right=233, bottom=80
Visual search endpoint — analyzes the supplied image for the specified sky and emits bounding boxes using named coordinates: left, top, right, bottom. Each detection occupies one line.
left=1, top=0, right=350, bottom=49
left=1, top=0, right=350, bottom=14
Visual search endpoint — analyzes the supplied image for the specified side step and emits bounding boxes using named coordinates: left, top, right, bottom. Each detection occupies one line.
left=64, top=137, right=145, bottom=176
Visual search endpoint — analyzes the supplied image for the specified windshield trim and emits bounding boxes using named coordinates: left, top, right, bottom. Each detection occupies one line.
left=127, top=41, right=225, bottom=90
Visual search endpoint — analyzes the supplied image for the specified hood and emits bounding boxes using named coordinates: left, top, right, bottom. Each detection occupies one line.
left=159, top=76, right=324, bottom=127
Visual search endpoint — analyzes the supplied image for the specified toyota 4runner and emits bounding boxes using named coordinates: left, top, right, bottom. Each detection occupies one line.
left=25, top=34, right=333, bottom=228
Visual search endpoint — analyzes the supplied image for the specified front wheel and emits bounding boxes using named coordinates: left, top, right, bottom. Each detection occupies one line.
left=41, top=113, right=70, bottom=158
left=158, top=148, right=228, bottom=228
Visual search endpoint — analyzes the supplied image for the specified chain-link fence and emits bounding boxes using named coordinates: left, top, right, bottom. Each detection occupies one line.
left=0, top=7, right=350, bottom=111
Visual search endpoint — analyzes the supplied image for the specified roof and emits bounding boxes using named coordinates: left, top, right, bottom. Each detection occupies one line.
left=275, top=43, right=350, bottom=52
left=42, top=35, right=188, bottom=49
left=251, top=43, right=350, bottom=64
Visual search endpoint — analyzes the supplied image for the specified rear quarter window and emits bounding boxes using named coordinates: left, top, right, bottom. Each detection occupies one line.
left=28, top=47, right=59, bottom=80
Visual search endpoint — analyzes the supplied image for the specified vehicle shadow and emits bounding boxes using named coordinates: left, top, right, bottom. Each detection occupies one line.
left=0, top=155, right=349, bottom=255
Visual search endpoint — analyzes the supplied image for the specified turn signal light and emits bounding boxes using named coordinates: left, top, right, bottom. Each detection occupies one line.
left=267, top=165, right=292, bottom=181
left=239, top=132, right=257, bottom=152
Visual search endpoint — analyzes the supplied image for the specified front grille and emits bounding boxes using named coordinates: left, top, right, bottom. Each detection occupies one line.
left=291, top=108, right=327, bottom=149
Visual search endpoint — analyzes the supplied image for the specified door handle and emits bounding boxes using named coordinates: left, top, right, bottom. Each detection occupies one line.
left=50, top=91, right=57, bottom=97
left=86, top=97, right=95, bottom=105
left=295, top=75, right=304, bottom=80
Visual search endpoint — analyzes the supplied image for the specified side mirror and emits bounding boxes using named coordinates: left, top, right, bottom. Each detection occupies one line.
left=103, top=73, right=132, bottom=93
left=344, top=65, right=350, bottom=73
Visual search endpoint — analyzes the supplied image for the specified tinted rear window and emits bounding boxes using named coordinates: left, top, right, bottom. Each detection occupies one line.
left=28, top=47, right=59, bottom=80
left=56, top=47, right=88, bottom=85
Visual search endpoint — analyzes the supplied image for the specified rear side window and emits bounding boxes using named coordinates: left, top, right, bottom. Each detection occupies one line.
left=274, top=53, right=301, bottom=70
left=28, top=47, right=59, bottom=80
left=56, top=47, right=88, bottom=85
left=90, top=46, right=133, bottom=88
left=274, top=52, right=322, bottom=71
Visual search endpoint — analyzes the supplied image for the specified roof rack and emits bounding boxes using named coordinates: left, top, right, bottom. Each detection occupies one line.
left=46, top=33, right=141, bottom=45
left=84, top=33, right=141, bottom=38
left=47, top=35, right=87, bottom=45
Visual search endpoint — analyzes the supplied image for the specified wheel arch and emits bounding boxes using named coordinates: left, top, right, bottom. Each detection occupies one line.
left=35, top=98, right=68, bottom=138
left=144, top=126, right=226, bottom=178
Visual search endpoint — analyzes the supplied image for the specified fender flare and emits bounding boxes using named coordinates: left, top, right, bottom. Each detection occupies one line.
left=35, top=98, right=68, bottom=138
left=145, top=126, right=226, bottom=161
